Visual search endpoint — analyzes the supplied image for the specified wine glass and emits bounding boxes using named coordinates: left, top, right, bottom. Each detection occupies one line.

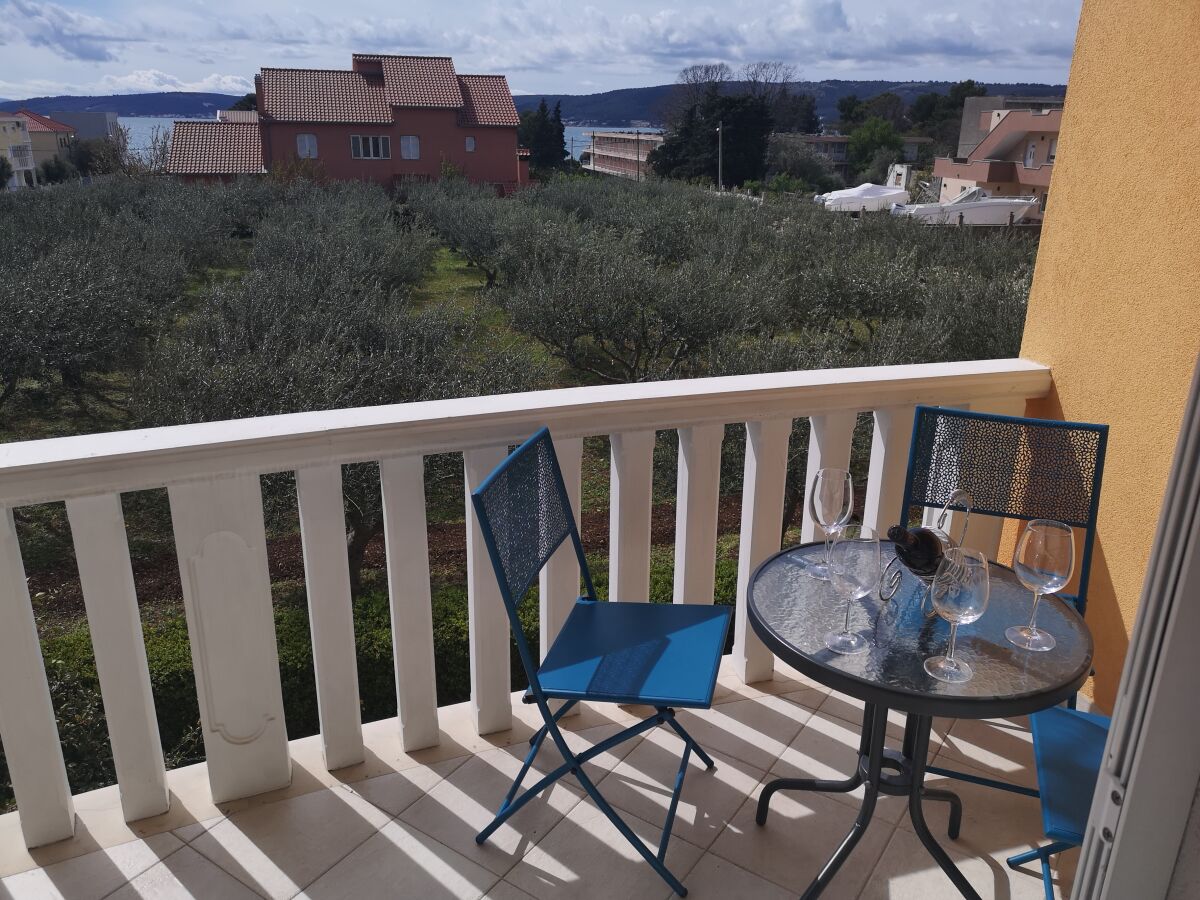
left=1007, top=519, right=1075, bottom=652
left=824, top=528, right=880, bottom=655
left=804, top=467, right=854, bottom=580
left=924, top=548, right=990, bottom=683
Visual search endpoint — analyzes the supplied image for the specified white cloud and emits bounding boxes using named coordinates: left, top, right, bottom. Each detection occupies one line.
left=6, top=0, right=139, bottom=62
left=96, top=69, right=253, bottom=95
left=0, top=0, right=1082, bottom=97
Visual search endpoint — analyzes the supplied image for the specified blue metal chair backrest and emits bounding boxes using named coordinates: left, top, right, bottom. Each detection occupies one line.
left=471, top=427, right=598, bottom=693
left=900, top=406, right=1108, bottom=616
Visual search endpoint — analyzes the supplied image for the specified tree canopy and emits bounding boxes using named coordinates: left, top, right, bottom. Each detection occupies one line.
left=518, top=99, right=568, bottom=173
left=649, top=90, right=772, bottom=187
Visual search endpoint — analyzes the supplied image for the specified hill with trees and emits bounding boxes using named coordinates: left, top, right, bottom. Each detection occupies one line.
left=514, top=79, right=1065, bottom=126
left=4, top=91, right=241, bottom=117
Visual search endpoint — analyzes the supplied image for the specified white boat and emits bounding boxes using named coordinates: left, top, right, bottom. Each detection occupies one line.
left=890, top=186, right=1039, bottom=225
left=816, top=182, right=910, bottom=212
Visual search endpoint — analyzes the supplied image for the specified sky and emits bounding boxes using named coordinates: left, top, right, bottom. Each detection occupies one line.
left=0, top=0, right=1082, bottom=99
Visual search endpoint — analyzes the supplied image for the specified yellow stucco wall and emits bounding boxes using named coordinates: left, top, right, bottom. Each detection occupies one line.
left=1019, top=0, right=1200, bottom=711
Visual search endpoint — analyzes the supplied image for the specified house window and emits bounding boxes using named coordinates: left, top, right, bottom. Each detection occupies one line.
left=296, top=133, right=318, bottom=159
left=401, top=135, right=420, bottom=160
left=1024, top=141, right=1037, bottom=168
left=465, top=136, right=476, bottom=152
left=351, top=135, right=391, bottom=159
left=1048, top=140, right=1058, bottom=163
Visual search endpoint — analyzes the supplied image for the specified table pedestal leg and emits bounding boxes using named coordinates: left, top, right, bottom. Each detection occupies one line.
left=798, top=703, right=887, bottom=900
left=757, top=704, right=981, bottom=899
left=907, top=715, right=980, bottom=900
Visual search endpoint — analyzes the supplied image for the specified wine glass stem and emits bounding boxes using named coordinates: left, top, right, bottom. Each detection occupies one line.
left=1027, top=591, right=1042, bottom=632
left=823, top=527, right=833, bottom=569
left=843, top=592, right=853, bottom=635
left=946, top=622, right=959, bottom=663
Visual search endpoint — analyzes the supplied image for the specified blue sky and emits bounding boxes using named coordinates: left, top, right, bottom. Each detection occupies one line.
left=1, top=0, right=1081, bottom=98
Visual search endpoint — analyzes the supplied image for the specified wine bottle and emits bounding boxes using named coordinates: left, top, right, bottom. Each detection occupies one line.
left=887, top=525, right=945, bottom=577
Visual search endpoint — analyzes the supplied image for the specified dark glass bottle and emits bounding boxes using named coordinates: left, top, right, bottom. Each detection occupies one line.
left=887, top=525, right=946, bottom=577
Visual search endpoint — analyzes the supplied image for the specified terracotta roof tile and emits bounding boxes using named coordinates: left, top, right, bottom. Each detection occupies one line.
left=354, top=54, right=463, bottom=108
left=457, top=75, right=520, bottom=127
left=166, top=121, right=263, bottom=175
left=13, top=109, right=74, bottom=133
left=259, top=68, right=391, bottom=124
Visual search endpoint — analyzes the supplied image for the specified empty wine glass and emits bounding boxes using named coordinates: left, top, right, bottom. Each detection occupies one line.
left=824, top=528, right=880, bottom=655
left=1007, top=519, right=1075, bottom=652
left=924, top=548, right=990, bottom=683
left=804, top=468, right=854, bottom=580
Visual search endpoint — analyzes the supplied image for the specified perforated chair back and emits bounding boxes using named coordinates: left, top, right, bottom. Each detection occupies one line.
left=901, top=406, right=1108, bottom=615
left=471, top=427, right=597, bottom=691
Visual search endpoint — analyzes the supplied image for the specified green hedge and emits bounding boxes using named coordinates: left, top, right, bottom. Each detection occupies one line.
left=1, top=547, right=738, bottom=810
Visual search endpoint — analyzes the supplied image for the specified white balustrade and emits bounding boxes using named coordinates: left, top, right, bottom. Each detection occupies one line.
left=608, top=430, right=656, bottom=602
left=464, top=447, right=513, bottom=735
left=0, top=508, right=75, bottom=847
left=295, top=465, right=364, bottom=770
left=380, top=456, right=440, bottom=750
left=733, top=419, right=792, bottom=683
left=800, top=411, right=859, bottom=542
left=0, top=360, right=1051, bottom=848
left=674, top=424, right=724, bottom=604
left=168, top=475, right=292, bottom=804
left=67, top=494, right=170, bottom=821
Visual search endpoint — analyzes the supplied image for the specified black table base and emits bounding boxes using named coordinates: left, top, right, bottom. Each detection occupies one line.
left=756, top=702, right=981, bottom=900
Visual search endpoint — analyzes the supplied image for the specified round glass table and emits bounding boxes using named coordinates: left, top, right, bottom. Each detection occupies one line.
left=748, top=541, right=1094, bottom=900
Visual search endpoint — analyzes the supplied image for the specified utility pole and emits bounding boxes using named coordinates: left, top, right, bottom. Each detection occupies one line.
left=716, top=120, right=724, bottom=191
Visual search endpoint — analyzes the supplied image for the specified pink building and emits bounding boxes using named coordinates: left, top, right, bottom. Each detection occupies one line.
left=933, top=108, right=1062, bottom=221
left=167, top=54, right=528, bottom=191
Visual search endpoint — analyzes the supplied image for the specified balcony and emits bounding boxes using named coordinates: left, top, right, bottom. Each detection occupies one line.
left=7, top=145, right=34, bottom=171
left=0, top=359, right=1076, bottom=897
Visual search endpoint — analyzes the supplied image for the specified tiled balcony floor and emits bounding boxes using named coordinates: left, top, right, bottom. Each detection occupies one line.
left=0, top=661, right=1078, bottom=899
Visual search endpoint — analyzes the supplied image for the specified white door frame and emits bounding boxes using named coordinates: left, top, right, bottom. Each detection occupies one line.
left=1074, top=356, right=1200, bottom=898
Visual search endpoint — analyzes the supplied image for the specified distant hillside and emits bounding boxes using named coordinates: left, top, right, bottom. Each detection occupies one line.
left=3, top=92, right=242, bottom=117
left=515, top=80, right=1066, bottom=127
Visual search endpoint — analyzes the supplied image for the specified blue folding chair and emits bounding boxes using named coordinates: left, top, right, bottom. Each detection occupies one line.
left=899, top=406, right=1109, bottom=898
left=1005, top=707, right=1110, bottom=898
left=470, top=427, right=731, bottom=897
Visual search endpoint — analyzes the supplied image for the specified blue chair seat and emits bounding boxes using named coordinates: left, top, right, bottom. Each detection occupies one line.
left=1030, top=706, right=1111, bottom=844
left=539, top=600, right=731, bottom=708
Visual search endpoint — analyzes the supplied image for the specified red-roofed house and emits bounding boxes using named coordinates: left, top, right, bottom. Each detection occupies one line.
left=11, top=109, right=74, bottom=168
left=167, top=54, right=527, bottom=190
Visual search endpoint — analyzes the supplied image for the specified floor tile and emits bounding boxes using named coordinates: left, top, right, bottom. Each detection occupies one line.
left=504, top=797, right=704, bottom=900
left=896, top=759, right=1074, bottom=894
left=674, top=852, right=794, bottom=900
left=399, top=745, right=585, bottom=877
left=769, top=709, right=910, bottom=825
left=934, top=715, right=1038, bottom=788
left=482, top=879, right=538, bottom=900
left=171, top=817, right=225, bottom=845
left=595, top=732, right=766, bottom=850
left=340, top=756, right=466, bottom=817
left=298, top=818, right=498, bottom=900
left=189, top=782, right=391, bottom=899
left=817, top=692, right=952, bottom=749
left=859, top=820, right=1066, bottom=899
left=0, top=832, right=181, bottom=900
left=708, top=785, right=892, bottom=898
left=670, top=693, right=815, bottom=772
left=106, top=845, right=263, bottom=900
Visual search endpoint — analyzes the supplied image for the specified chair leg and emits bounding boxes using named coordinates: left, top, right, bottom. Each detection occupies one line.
left=1006, top=841, right=1075, bottom=900
left=661, top=709, right=716, bottom=770
left=573, top=764, right=690, bottom=897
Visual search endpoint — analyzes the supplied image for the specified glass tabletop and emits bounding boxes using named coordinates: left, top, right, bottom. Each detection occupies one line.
left=748, top=542, right=1095, bottom=718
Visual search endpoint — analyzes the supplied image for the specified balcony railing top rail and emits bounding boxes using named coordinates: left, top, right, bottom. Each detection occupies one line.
left=0, top=359, right=1049, bottom=508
